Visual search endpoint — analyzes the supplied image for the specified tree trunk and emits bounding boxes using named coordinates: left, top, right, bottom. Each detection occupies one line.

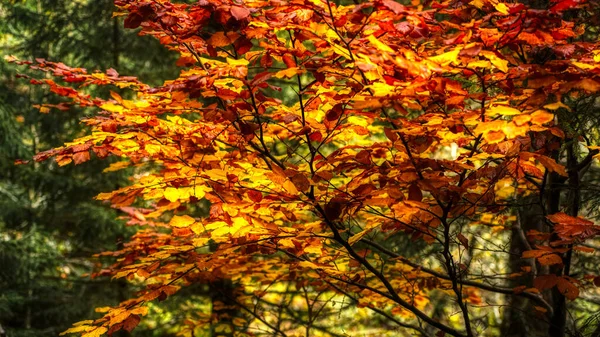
left=210, top=279, right=237, bottom=337
left=501, top=200, right=548, bottom=336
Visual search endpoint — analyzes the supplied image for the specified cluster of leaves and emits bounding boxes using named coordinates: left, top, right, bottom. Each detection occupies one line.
left=9, top=0, right=600, bottom=336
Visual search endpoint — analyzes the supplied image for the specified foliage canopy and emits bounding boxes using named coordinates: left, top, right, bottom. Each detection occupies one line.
left=10, top=0, right=600, bottom=336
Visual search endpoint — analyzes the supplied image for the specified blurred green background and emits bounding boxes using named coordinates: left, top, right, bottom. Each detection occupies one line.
left=0, top=1, right=181, bottom=336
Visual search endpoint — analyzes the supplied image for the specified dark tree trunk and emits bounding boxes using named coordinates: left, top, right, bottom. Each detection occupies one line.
left=210, top=279, right=238, bottom=337
left=502, top=200, right=548, bottom=337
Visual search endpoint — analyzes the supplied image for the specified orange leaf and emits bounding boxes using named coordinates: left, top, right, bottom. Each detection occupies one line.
left=208, top=32, right=233, bottom=47
left=557, top=277, right=579, bottom=300
left=530, top=110, right=554, bottom=125
left=73, top=151, right=90, bottom=165
left=537, top=253, right=563, bottom=266
left=547, top=213, right=598, bottom=240
left=123, top=314, right=141, bottom=332
left=535, top=155, right=567, bottom=177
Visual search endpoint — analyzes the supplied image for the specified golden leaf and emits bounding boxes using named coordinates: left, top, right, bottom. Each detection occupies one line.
left=82, top=327, right=108, bottom=337
left=428, top=47, right=461, bottom=66
left=544, top=102, right=571, bottom=111
left=274, top=67, right=304, bottom=79
left=494, top=2, right=509, bottom=14
left=60, top=325, right=91, bottom=336
left=367, top=34, right=395, bottom=54
left=164, top=187, right=181, bottom=202
left=169, top=215, right=195, bottom=228
left=488, top=105, right=521, bottom=116
left=100, top=103, right=124, bottom=113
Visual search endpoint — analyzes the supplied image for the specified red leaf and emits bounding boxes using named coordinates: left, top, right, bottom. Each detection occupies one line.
left=352, top=184, right=375, bottom=196
left=230, top=6, right=250, bottom=20
left=384, top=127, right=398, bottom=142
left=408, top=183, right=422, bottom=202
left=534, top=274, right=558, bottom=291
left=291, top=173, right=311, bottom=193
left=124, top=12, right=144, bottom=29
left=355, top=150, right=371, bottom=165
left=309, top=132, right=323, bottom=142
left=247, top=190, right=263, bottom=203
left=251, top=71, right=272, bottom=86
left=550, top=0, right=579, bottom=13
left=282, top=54, right=296, bottom=68
left=122, top=314, right=141, bottom=332
left=382, top=0, right=406, bottom=14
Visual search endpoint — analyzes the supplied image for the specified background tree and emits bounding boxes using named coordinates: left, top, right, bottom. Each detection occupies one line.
left=8, top=0, right=600, bottom=336
left=0, top=1, right=180, bottom=336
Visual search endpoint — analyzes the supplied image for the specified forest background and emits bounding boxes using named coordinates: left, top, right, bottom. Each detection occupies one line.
left=0, top=1, right=182, bottom=336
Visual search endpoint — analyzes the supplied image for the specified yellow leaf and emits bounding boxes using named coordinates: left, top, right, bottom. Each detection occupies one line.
left=428, top=47, right=461, bottom=66
left=211, top=226, right=231, bottom=237
left=129, top=307, right=149, bottom=316
left=205, top=221, right=228, bottom=231
left=467, top=60, right=491, bottom=68
left=145, top=144, right=162, bottom=155
left=470, top=0, right=485, bottom=8
left=491, top=57, right=508, bottom=72
left=192, top=237, right=209, bottom=246
left=274, top=67, right=305, bottom=79
left=330, top=42, right=351, bottom=59
left=494, top=2, right=509, bottom=14
left=82, top=327, right=107, bottom=337
left=169, top=215, right=195, bottom=228
left=100, top=103, right=124, bottom=113
left=112, top=139, right=139, bottom=152
left=282, top=180, right=299, bottom=194
left=298, top=261, right=320, bottom=269
left=348, top=230, right=369, bottom=246
left=164, top=187, right=180, bottom=202
left=544, top=102, right=571, bottom=111
left=304, top=245, right=322, bottom=254
left=109, top=311, right=130, bottom=326
left=227, top=58, right=249, bottom=66
left=572, top=61, right=595, bottom=70
left=74, top=320, right=96, bottom=326
left=481, top=51, right=509, bottom=72
left=279, top=238, right=295, bottom=248
left=60, top=325, right=91, bottom=335
left=103, top=161, right=130, bottom=173
left=191, top=185, right=206, bottom=199
left=367, top=34, right=395, bottom=54
left=369, top=82, right=397, bottom=97
left=489, top=105, right=521, bottom=116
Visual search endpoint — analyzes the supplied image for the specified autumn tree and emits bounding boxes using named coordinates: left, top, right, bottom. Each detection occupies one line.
left=9, top=0, right=600, bottom=336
